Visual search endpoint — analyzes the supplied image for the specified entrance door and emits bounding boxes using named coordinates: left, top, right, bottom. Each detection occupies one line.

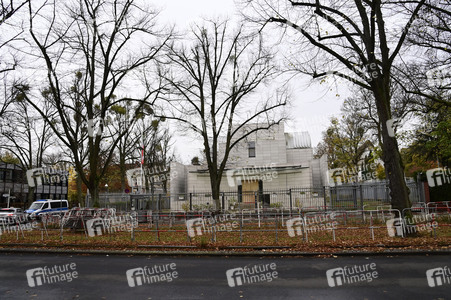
left=242, top=180, right=259, bottom=203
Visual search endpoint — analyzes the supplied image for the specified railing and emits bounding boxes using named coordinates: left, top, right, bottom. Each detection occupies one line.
left=86, top=181, right=425, bottom=212
left=1, top=206, right=449, bottom=244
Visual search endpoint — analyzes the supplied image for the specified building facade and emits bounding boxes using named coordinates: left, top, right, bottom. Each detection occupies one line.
left=0, top=163, right=68, bottom=208
left=169, top=123, right=328, bottom=207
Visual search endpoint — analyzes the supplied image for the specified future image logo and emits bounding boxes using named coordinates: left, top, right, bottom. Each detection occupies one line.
left=326, top=263, right=378, bottom=287
left=126, top=167, right=176, bottom=189
left=26, top=263, right=78, bottom=287
left=86, top=215, right=137, bottom=237
left=86, top=218, right=107, bottom=237
left=0, top=220, right=37, bottom=236
left=226, top=263, right=278, bottom=287
left=126, top=264, right=178, bottom=287
left=83, top=117, right=104, bottom=137
left=387, top=215, right=438, bottom=237
left=328, top=163, right=378, bottom=186
left=286, top=217, right=304, bottom=237
left=226, top=164, right=277, bottom=188
left=226, top=169, right=238, bottom=187
left=286, top=213, right=337, bottom=237
left=328, top=168, right=345, bottom=185
left=126, top=168, right=143, bottom=188
left=186, top=218, right=204, bottom=237
left=386, top=118, right=400, bottom=138
left=186, top=215, right=238, bottom=238
left=426, top=267, right=451, bottom=287
left=386, top=218, right=404, bottom=237
left=426, top=167, right=451, bottom=187
left=26, top=166, right=69, bottom=187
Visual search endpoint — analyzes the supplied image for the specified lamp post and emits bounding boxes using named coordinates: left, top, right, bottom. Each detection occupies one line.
left=105, top=184, right=109, bottom=208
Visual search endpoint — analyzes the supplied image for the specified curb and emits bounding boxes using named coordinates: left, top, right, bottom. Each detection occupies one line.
left=0, top=247, right=450, bottom=257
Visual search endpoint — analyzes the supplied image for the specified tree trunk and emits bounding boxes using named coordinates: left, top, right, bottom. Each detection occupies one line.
left=210, top=177, right=221, bottom=211
left=90, top=185, right=99, bottom=208
left=76, top=174, right=82, bottom=207
left=373, top=89, right=411, bottom=217
left=27, top=186, right=35, bottom=204
left=119, top=154, right=126, bottom=193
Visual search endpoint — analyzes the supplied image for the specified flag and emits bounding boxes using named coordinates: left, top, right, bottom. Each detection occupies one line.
left=141, top=146, right=144, bottom=165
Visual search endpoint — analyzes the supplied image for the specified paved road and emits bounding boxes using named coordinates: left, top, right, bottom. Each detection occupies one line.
left=0, top=253, right=449, bottom=299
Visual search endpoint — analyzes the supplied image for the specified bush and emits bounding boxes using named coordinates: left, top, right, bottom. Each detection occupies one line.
left=270, top=202, right=283, bottom=208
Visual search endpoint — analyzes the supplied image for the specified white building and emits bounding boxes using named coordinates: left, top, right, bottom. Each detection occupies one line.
left=170, top=123, right=328, bottom=207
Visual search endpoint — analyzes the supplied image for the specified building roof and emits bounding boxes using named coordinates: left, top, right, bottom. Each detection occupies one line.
left=285, top=132, right=312, bottom=149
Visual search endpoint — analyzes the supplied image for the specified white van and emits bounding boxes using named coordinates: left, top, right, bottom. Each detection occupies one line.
left=25, top=199, right=69, bottom=219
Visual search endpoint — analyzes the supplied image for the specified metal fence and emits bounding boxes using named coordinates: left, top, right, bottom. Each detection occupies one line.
left=89, top=180, right=425, bottom=212
left=2, top=202, right=449, bottom=244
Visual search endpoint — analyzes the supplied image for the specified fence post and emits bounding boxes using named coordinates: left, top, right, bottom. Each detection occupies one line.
left=239, top=211, right=243, bottom=243
left=353, top=185, right=358, bottom=209
left=360, top=185, right=364, bottom=210
left=60, top=215, right=63, bottom=241
left=323, top=186, right=327, bottom=211
left=189, top=193, right=193, bottom=211
left=222, top=193, right=225, bottom=211
left=289, top=188, right=293, bottom=212
left=158, top=194, right=161, bottom=211
left=374, top=185, right=378, bottom=203
left=131, top=212, right=135, bottom=242
left=254, top=192, right=258, bottom=209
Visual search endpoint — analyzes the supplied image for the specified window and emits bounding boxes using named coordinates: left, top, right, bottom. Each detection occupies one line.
left=51, top=202, right=61, bottom=208
left=42, top=203, right=49, bottom=210
left=248, top=141, right=256, bottom=158
left=4, top=170, right=12, bottom=181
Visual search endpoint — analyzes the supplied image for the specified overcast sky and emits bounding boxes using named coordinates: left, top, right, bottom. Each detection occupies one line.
left=154, top=0, right=345, bottom=164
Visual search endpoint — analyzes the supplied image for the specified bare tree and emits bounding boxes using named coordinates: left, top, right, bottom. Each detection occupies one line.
left=396, top=0, right=450, bottom=107
left=0, top=89, right=55, bottom=202
left=22, top=0, right=172, bottom=205
left=0, top=0, right=28, bottom=74
left=107, top=103, right=141, bottom=192
left=0, top=0, right=28, bottom=26
left=141, top=122, right=173, bottom=194
left=157, top=20, right=288, bottom=209
left=0, top=1, right=29, bottom=122
left=243, top=0, right=430, bottom=214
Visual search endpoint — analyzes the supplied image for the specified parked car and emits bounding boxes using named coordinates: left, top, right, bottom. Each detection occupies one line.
left=25, top=199, right=69, bottom=219
left=0, top=207, right=27, bottom=224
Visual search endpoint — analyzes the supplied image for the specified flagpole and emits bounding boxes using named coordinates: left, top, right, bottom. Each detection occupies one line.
left=141, top=124, right=144, bottom=194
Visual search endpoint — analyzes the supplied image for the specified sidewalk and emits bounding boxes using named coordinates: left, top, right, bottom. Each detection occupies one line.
left=0, top=244, right=450, bottom=257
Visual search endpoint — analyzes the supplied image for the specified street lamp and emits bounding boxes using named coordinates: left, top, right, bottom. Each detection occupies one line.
left=105, top=184, right=109, bottom=208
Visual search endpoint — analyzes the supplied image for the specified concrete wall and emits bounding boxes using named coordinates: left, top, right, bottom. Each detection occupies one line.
left=286, top=148, right=313, bottom=165
left=319, top=155, right=330, bottom=187
left=186, top=167, right=238, bottom=193
left=185, top=167, right=312, bottom=193
left=224, top=123, right=287, bottom=167
left=179, top=123, right=328, bottom=195
left=311, top=159, right=322, bottom=187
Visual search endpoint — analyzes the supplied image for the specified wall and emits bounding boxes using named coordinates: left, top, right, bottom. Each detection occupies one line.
left=224, top=123, right=287, bottom=167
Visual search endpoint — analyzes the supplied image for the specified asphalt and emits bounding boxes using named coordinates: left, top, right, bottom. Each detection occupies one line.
left=0, top=252, right=450, bottom=299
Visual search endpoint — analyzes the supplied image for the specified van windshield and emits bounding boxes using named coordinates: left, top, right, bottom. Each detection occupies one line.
left=29, top=202, right=43, bottom=210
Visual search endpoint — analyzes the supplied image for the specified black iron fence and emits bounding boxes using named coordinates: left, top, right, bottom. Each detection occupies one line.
left=88, top=180, right=425, bottom=212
